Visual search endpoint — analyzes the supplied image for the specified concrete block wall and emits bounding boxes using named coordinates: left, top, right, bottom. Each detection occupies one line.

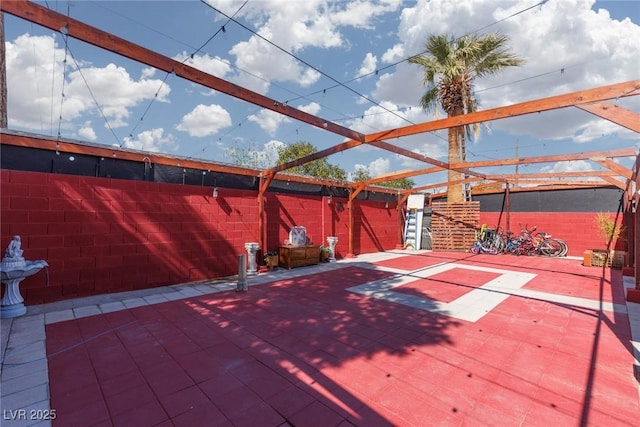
left=1, top=170, right=399, bottom=305
left=3, top=168, right=622, bottom=305
left=478, top=212, right=626, bottom=257
left=353, top=201, right=398, bottom=254
left=262, top=194, right=399, bottom=258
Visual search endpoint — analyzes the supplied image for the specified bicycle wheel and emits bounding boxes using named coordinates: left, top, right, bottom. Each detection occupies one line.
left=494, top=236, right=506, bottom=254
left=540, top=239, right=563, bottom=257
left=479, top=240, right=499, bottom=255
left=555, top=239, right=569, bottom=257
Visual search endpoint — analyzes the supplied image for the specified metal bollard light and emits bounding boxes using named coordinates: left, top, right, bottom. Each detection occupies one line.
left=236, top=254, right=248, bottom=292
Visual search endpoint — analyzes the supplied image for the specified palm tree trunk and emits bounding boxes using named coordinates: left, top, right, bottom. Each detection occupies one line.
left=446, top=124, right=464, bottom=203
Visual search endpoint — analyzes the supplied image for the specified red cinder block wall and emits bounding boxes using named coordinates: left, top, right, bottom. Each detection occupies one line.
left=263, top=195, right=398, bottom=258
left=1, top=170, right=399, bottom=305
left=478, top=212, right=626, bottom=257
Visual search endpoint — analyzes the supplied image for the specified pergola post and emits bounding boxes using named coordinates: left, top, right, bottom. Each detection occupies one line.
left=505, top=183, right=511, bottom=233
left=396, top=193, right=410, bottom=249
left=346, top=184, right=366, bottom=258
left=635, top=157, right=640, bottom=291
left=347, top=198, right=355, bottom=257
left=258, top=174, right=274, bottom=253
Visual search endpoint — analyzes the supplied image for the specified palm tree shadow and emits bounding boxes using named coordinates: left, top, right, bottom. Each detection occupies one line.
left=185, top=264, right=459, bottom=424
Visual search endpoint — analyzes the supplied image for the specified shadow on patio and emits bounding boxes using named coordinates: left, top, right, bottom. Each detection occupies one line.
left=42, top=252, right=640, bottom=426
left=44, top=264, right=459, bottom=426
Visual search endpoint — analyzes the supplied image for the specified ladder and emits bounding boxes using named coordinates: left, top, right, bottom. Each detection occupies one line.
left=463, top=177, right=472, bottom=201
left=404, top=209, right=418, bottom=249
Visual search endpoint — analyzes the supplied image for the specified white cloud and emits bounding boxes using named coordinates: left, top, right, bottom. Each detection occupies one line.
left=122, top=128, right=178, bottom=152
left=573, top=119, right=637, bottom=143
left=346, top=100, right=448, bottom=169
left=381, top=43, right=405, bottom=63
left=226, top=139, right=285, bottom=169
left=176, top=104, right=232, bottom=137
left=141, top=67, right=156, bottom=79
left=541, top=160, right=593, bottom=173
left=6, top=33, right=171, bottom=133
left=538, top=159, right=604, bottom=181
left=66, top=63, right=171, bottom=128
left=173, top=52, right=232, bottom=79
left=5, top=0, right=638, bottom=171
left=247, top=109, right=290, bottom=135
left=374, top=0, right=640, bottom=143
left=346, top=101, right=425, bottom=134
left=252, top=139, right=286, bottom=168
left=6, top=33, right=66, bottom=131
left=229, top=37, right=321, bottom=89
left=297, top=102, right=321, bottom=115
left=335, top=0, right=404, bottom=27
left=78, top=122, right=97, bottom=141
left=357, top=53, right=378, bottom=78
left=219, top=0, right=401, bottom=92
left=369, top=157, right=391, bottom=176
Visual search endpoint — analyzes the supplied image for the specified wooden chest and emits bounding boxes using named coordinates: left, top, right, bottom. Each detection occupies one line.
left=278, top=245, right=320, bottom=269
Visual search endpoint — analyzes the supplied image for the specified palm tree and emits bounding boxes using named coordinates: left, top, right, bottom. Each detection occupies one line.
left=408, top=33, right=524, bottom=202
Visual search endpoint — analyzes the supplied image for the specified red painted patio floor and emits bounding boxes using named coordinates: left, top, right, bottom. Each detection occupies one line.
left=45, top=252, right=639, bottom=426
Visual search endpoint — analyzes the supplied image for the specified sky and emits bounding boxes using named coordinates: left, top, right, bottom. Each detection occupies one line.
left=4, top=0, right=640, bottom=187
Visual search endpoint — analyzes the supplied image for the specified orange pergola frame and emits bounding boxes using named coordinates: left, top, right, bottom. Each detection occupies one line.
left=2, top=1, right=640, bottom=279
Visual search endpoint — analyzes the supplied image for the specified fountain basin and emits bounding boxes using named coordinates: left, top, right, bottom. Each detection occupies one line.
left=1, top=260, right=48, bottom=318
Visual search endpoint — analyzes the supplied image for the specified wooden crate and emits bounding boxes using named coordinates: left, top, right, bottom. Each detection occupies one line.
left=431, top=202, right=479, bottom=251
left=590, top=249, right=626, bottom=268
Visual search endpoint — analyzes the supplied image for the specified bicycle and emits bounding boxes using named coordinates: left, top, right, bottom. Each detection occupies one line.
left=520, top=225, right=568, bottom=257
left=469, top=225, right=503, bottom=254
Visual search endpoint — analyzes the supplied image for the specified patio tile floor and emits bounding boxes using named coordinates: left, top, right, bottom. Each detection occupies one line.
left=1, top=250, right=639, bottom=426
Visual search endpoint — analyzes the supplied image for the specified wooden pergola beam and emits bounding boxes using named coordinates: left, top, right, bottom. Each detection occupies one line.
left=469, top=182, right=616, bottom=195
left=1, top=0, right=363, bottom=143
left=576, top=102, right=640, bottom=133
left=352, top=166, right=444, bottom=188
left=0, top=130, right=261, bottom=177
left=450, top=148, right=635, bottom=169
left=594, top=159, right=634, bottom=180
left=4, top=1, right=640, bottom=263
left=262, top=83, right=638, bottom=189
left=363, top=80, right=640, bottom=142
left=482, top=170, right=619, bottom=180
left=367, top=139, right=490, bottom=180
left=398, top=151, right=634, bottom=193
left=3, top=129, right=396, bottom=193
left=263, top=139, right=363, bottom=176
left=599, top=176, right=628, bottom=190
left=355, top=149, right=635, bottom=194
left=409, top=176, right=484, bottom=193
left=484, top=179, right=614, bottom=187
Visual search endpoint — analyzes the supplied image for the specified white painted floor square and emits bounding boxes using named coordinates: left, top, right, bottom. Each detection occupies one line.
left=346, top=262, right=537, bottom=322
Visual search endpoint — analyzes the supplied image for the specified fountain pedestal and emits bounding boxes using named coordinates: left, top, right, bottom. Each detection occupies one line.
left=244, top=242, right=260, bottom=275
left=1, top=277, right=27, bottom=318
left=326, top=236, right=338, bottom=262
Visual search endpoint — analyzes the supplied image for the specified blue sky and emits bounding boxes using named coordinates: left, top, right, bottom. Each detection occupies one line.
left=4, top=0, right=639, bottom=187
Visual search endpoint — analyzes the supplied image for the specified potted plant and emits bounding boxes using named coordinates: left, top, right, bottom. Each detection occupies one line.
left=319, top=246, right=330, bottom=262
left=587, top=212, right=626, bottom=268
left=264, top=251, right=279, bottom=270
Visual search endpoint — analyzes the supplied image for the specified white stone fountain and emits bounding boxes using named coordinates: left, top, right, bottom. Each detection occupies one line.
left=326, top=236, right=338, bottom=262
left=0, top=236, right=48, bottom=318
